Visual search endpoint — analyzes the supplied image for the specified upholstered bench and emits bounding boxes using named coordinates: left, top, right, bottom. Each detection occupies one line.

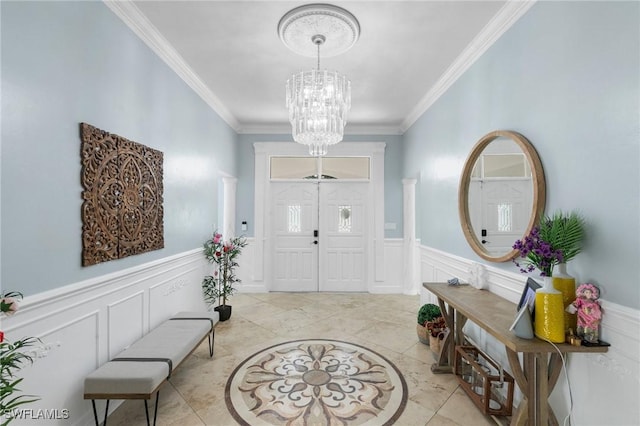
left=84, top=311, right=218, bottom=426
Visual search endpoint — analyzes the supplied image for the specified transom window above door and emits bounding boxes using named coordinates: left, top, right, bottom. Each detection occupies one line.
left=270, top=156, right=370, bottom=180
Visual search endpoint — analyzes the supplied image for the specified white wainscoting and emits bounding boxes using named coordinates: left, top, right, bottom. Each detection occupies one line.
left=419, top=244, right=640, bottom=426
left=1, top=249, right=208, bottom=426
left=7, top=243, right=636, bottom=425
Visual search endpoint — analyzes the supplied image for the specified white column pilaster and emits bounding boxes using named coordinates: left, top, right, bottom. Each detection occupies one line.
left=222, top=176, right=237, bottom=238
left=403, top=178, right=418, bottom=294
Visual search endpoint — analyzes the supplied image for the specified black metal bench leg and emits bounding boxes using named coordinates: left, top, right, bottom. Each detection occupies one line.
left=91, top=399, right=109, bottom=426
left=144, top=390, right=161, bottom=426
left=208, top=330, right=215, bottom=357
left=153, top=390, right=160, bottom=426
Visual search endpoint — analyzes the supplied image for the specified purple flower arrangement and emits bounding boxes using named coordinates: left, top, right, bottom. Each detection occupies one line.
left=512, top=226, right=564, bottom=277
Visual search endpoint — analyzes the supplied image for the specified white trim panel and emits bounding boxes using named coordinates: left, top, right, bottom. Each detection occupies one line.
left=1, top=250, right=208, bottom=426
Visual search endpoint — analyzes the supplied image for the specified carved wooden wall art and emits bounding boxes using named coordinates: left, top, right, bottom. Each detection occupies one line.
left=80, top=123, right=164, bottom=266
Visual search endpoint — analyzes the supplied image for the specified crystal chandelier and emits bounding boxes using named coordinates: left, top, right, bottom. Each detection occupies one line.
left=279, top=4, right=360, bottom=156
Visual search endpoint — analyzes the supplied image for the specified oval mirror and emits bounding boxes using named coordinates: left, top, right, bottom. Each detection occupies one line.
left=458, top=130, right=546, bottom=262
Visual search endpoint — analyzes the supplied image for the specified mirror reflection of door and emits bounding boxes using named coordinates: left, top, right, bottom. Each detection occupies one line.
left=468, top=138, right=533, bottom=257
left=270, top=157, right=370, bottom=292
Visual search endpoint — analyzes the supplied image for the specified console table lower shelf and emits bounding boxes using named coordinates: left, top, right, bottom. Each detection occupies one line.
left=423, top=282, right=608, bottom=426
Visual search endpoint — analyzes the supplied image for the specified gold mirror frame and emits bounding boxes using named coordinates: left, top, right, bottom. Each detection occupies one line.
left=458, top=130, right=546, bottom=262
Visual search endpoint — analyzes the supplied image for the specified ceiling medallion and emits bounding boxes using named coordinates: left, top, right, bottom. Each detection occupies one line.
left=279, top=4, right=360, bottom=156
left=278, top=4, right=360, bottom=58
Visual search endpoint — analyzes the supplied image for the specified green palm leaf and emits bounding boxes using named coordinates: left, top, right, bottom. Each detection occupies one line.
left=539, top=210, right=585, bottom=263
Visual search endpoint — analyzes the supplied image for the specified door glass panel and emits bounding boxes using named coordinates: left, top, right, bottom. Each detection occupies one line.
left=497, top=203, right=512, bottom=232
left=288, top=204, right=301, bottom=232
left=483, top=154, right=527, bottom=178
left=322, top=157, right=370, bottom=179
left=338, top=205, right=352, bottom=233
left=271, top=156, right=370, bottom=180
left=270, top=157, right=317, bottom=179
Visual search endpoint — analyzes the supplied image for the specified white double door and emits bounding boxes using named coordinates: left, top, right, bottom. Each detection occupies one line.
left=271, top=181, right=369, bottom=292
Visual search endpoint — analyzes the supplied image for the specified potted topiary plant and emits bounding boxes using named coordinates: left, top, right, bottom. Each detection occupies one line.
left=202, top=231, right=247, bottom=321
left=417, top=303, right=442, bottom=345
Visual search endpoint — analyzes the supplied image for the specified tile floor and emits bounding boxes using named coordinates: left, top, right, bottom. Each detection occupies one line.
left=107, top=293, right=503, bottom=426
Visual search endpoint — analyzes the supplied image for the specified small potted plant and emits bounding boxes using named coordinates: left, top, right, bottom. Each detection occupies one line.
left=426, top=316, right=448, bottom=354
left=202, top=232, right=248, bottom=321
left=416, top=303, right=442, bottom=345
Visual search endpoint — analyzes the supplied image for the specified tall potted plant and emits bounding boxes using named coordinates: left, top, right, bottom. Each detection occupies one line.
left=202, top=232, right=247, bottom=321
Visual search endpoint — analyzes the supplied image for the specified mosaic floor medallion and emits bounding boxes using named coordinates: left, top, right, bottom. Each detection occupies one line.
left=225, top=339, right=408, bottom=426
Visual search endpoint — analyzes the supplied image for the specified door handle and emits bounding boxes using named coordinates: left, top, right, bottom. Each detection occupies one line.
left=312, top=240, right=318, bottom=245
left=481, top=239, right=489, bottom=244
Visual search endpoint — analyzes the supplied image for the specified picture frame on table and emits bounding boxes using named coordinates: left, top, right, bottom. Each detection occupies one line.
left=517, top=277, right=541, bottom=320
left=509, top=278, right=541, bottom=339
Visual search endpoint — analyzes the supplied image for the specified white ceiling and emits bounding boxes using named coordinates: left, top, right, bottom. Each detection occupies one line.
left=110, top=1, right=534, bottom=135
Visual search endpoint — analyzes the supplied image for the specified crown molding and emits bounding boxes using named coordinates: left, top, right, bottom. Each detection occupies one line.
left=239, top=122, right=403, bottom=136
left=103, top=0, right=241, bottom=132
left=401, top=0, right=537, bottom=133
left=237, top=123, right=291, bottom=135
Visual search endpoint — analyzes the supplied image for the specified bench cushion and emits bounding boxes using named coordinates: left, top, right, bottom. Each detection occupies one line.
left=84, top=311, right=217, bottom=399
left=84, top=361, right=169, bottom=398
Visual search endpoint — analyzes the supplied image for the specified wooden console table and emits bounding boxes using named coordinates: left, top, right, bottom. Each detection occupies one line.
left=423, top=282, right=608, bottom=426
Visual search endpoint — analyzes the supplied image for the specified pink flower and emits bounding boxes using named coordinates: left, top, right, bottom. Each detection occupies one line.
left=213, top=233, right=222, bottom=244
left=1, top=297, right=18, bottom=315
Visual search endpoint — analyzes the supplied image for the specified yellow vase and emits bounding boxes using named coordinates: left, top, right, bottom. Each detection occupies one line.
left=534, top=276, right=565, bottom=343
left=552, top=263, right=577, bottom=333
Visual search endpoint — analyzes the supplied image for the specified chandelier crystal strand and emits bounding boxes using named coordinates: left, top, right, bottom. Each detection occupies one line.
left=286, top=67, right=351, bottom=156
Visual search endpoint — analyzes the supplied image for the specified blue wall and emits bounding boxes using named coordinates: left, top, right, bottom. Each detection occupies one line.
left=1, top=1, right=237, bottom=296
left=404, top=1, right=639, bottom=309
left=235, top=133, right=404, bottom=239
left=3, top=1, right=637, bottom=311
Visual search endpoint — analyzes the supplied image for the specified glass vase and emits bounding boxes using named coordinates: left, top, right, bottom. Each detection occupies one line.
left=552, top=263, right=577, bottom=334
left=534, top=276, right=565, bottom=343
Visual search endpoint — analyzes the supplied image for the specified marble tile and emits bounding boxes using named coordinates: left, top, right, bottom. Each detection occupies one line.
left=397, top=398, right=436, bottom=426
left=105, top=380, right=204, bottom=426
left=435, top=387, right=496, bottom=426
left=426, top=413, right=465, bottom=426
left=107, top=292, right=495, bottom=426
